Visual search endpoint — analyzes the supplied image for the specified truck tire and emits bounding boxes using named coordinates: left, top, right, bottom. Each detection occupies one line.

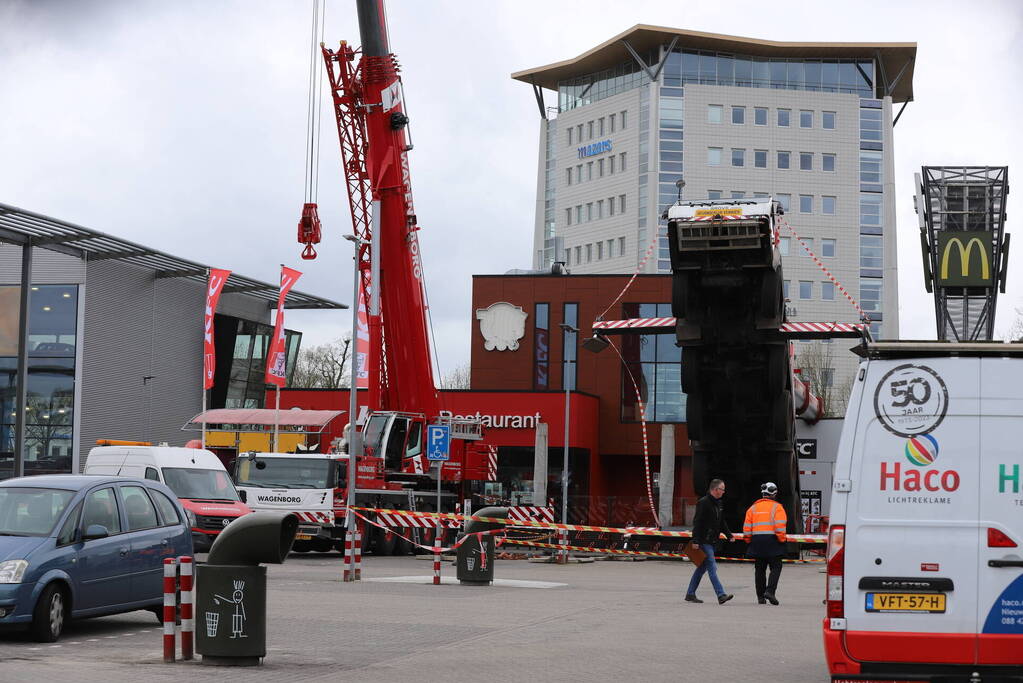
left=681, top=349, right=701, bottom=395
left=772, top=390, right=793, bottom=441
left=291, top=540, right=312, bottom=553
left=30, top=583, right=66, bottom=643
left=767, top=345, right=787, bottom=395
left=691, top=451, right=710, bottom=495
left=374, top=526, right=398, bottom=556
left=686, top=399, right=703, bottom=442
left=758, top=268, right=783, bottom=327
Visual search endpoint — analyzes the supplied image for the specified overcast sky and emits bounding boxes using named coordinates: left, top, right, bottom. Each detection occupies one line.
left=1, top=0, right=1021, bottom=377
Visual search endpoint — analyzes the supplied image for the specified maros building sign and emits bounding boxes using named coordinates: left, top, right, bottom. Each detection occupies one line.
left=936, top=231, right=995, bottom=287
left=578, top=140, right=612, bottom=159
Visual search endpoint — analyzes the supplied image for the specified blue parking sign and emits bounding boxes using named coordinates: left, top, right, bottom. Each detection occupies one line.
left=426, top=424, right=450, bottom=461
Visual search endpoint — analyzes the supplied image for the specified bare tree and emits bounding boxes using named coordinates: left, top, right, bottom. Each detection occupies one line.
left=1002, top=305, right=1023, bottom=341
left=793, top=342, right=852, bottom=418
left=440, top=363, right=471, bottom=389
left=290, top=336, right=352, bottom=388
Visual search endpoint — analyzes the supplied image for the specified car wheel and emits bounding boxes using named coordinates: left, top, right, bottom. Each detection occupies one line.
left=31, top=583, right=66, bottom=642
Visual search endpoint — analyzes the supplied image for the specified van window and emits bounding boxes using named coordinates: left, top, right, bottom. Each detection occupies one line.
left=163, top=468, right=240, bottom=501
left=150, top=489, right=181, bottom=526
left=145, top=467, right=160, bottom=481
left=122, top=486, right=159, bottom=530
left=81, top=488, right=122, bottom=535
left=57, top=503, right=82, bottom=546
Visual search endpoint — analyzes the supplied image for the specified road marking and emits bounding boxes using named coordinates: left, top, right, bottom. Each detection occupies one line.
left=366, top=576, right=567, bottom=589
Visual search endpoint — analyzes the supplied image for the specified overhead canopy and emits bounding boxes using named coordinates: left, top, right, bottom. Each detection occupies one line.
left=512, top=24, right=916, bottom=103
left=0, top=202, right=346, bottom=310
left=185, top=408, right=345, bottom=431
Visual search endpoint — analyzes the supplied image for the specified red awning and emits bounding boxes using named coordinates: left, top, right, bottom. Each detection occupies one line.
left=185, top=408, right=344, bottom=431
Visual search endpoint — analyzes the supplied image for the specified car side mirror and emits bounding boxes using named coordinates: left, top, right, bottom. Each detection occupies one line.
left=238, top=490, right=247, bottom=503
left=82, top=524, right=110, bottom=541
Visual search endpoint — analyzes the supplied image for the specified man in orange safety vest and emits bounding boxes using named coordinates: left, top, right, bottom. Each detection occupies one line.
left=743, top=481, right=787, bottom=605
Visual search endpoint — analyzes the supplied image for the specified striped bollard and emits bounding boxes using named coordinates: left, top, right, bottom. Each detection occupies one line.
left=354, top=531, right=362, bottom=580
left=343, top=530, right=353, bottom=582
left=178, top=556, right=193, bottom=660
left=557, top=528, right=568, bottom=564
left=433, top=536, right=441, bottom=585
left=162, top=558, right=176, bottom=663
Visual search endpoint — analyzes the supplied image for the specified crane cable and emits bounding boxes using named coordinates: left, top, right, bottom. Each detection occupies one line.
left=303, top=0, right=327, bottom=204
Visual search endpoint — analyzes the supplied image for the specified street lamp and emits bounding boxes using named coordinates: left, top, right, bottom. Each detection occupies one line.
left=559, top=323, right=578, bottom=528
left=343, top=234, right=362, bottom=576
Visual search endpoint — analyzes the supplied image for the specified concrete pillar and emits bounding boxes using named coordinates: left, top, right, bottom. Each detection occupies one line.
left=532, top=422, right=548, bottom=506
left=658, top=424, right=675, bottom=526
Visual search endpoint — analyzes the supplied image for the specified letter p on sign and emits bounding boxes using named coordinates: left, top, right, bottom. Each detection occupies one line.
left=427, top=425, right=450, bottom=461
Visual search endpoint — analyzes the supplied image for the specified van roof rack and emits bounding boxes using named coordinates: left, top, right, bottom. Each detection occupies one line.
left=854, top=340, right=1023, bottom=359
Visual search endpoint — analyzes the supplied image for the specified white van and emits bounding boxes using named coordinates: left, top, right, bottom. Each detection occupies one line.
left=824, top=343, right=1023, bottom=681
left=84, top=443, right=251, bottom=552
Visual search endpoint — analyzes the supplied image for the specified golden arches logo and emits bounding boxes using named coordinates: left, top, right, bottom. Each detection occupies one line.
left=940, top=236, right=990, bottom=281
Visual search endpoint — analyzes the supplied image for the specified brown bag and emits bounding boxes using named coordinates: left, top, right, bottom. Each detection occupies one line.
left=684, top=541, right=706, bottom=567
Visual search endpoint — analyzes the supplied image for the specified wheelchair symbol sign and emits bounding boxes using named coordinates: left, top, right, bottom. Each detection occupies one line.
left=427, top=425, right=450, bottom=461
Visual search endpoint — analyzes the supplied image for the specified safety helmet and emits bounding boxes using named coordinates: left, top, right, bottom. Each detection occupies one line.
left=761, top=481, right=778, bottom=496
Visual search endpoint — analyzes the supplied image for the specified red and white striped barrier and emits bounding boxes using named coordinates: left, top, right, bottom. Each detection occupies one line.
left=592, top=317, right=865, bottom=337
left=163, top=558, right=176, bottom=663
left=433, top=536, right=441, bottom=585
left=294, top=511, right=334, bottom=525
left=781, top=218, right=871, bottom=325
left=178, top=556, right=193, bottom=661
left=506, top=506, right=555, bottom=524
left=374, top=510, right=461, bottom=528
left=343, top=529, right=354, bottom=582
left=354, top=531, right=362, bottom=580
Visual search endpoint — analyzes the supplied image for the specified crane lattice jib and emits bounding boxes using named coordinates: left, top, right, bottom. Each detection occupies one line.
left=321, top=41, right=440, bottom=420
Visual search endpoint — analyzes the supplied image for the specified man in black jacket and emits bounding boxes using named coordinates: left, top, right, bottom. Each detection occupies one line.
left=684, top=478, right=734, bottom=604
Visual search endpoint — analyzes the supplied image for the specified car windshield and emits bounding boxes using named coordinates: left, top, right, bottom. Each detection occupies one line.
left=0, top=487, right=75, bottom=536
left=235, top=458, right=332, bottom=489
left=162, top=468, right=240, bottom=501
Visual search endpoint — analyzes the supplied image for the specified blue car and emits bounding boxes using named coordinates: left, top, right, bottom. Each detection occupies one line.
left=0, top=475, right=193, bottom=641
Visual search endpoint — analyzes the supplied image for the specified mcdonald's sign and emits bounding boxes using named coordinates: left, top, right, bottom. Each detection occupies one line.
left=936, top=231, right=994, bottom=287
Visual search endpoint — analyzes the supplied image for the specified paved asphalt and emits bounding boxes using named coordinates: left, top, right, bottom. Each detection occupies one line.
left=0, top=553, right=830, bottom=682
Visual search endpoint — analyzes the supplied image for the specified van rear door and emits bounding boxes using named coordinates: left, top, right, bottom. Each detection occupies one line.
left=843, top=358, right=981, bottom=664
left=977, top=357, right=1023, bottom=665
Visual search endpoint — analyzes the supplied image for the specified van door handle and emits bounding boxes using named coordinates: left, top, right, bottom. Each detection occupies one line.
left=119, top=546, right=129, bottom=557
left=988, top=559, right=1023, bottom=568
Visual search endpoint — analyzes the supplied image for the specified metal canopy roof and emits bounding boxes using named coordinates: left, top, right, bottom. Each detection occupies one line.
left=0, top=202, right=345, bottom=310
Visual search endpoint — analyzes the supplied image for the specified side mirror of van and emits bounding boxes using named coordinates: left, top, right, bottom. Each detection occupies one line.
left=82, top=524, right=110, bottom=541
left=238, top=490, right=247, bottom=503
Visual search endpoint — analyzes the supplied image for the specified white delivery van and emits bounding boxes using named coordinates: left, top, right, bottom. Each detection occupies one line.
left=84, top=442, right=251, bottom=552
left=824, top=342, right=1023, bottom=682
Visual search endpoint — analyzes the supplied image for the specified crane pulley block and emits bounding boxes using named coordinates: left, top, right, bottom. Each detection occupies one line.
left=297, top=202, right=322, bottom=260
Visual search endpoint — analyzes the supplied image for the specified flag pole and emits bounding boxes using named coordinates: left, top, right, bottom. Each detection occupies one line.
left=202, top=267, right=209, bottom=449
left=273, top=264, right=283, bottom=452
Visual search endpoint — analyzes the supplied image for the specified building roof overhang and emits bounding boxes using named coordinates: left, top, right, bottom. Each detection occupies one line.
left=511, top=24, right=916, bottom=103
left=0, top=202, right=346, bottom=310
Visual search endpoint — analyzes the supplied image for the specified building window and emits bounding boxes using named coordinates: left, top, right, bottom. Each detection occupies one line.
left=564, top=249, right=570, bottom=266
left=860, top=234, right=883, bottom=269
left=609, top=155, right=616, bottom=174
left=562, top=303, right=578, bottom=390
left=597, top=199, right=604, bottom=219
left=779, top=236, right=791, bottom=256
left=860, top=107, right=882, bottom=142
left=598, top=159, right=605, bottom=177
left=619, top=152, right=626, bottom=171
left=574, top=246, right=581, bottom=263
left=731, top=191, right=745, bottom=199
left=619, top=194, right=626, bottom=212
left=731, top=106, right=745, bottom=124
left=620, top=303, right=685, bottom=422
left=799, top=281, right=812, bottom=299
left=802, top=237, right=814, bottom=255
left=533, top=303, right=549, bottom=390
left=587, top=162, right=593, bottom=181
left=861, top=278, right=882, bottom=313
left=778, top=108, right=790, bottom=127
left=708, top=190, right=722, bottom=200
left=566, top=168, right=572, bottom=186
left=576, top=124, right=582, bottom=142
left=565, top=208, right=572, bottom=226
left=754, top=192, right=769, bottom=198
left=586, top=244, right=593, bottom=262
left=707, top=147, right=722, bottom=166
left=800, top=152, right=813, bottom=171
left=860, top=151, right=882, bottom=183
left=567, top=128, right=572, bottom=146
left=776, top=193, right=791, bottom=211
left=731, top=148, right=745, bottom=167
left=800, top=195, right=813, bottom=213
left=575, top=205, right=582, bottom=223
left=619, top=236, right=625, bottom=254
left=822, top=196, right=836, bottom=215
left=587, top=121, right=594, bottom=139
left=607, top=239, right=614, bottom=258
left=609, top=113, right=616, bottom=132
left=586, top=203, right=593, bottom=221
left=598, top=117, right=605, bottom=136
left=754, top=107, right=767, bottom=125
left=597, top=241, right=603, bottom=259
left=620, top=110, right=627, bottom=129
left=777, top=151, right=790, bottom=169
left=822, top=238, right=836, bottom=257
left=822, top=281, right=835, bottom=300
left=708, top=104, right=723, bottom=123
left=823, top=111, right=836, bottom=129
left=608, top=196, right=616, bottom=216
left=754, top=150, right=767, bottom=168
left=783, top=280, right=790, bottom=299
left=860, top=193, right=883, bottom=226
left=823, top=153, right=836, bottom=172
left=576, top=165, right=582, bottom=183
left=800, top=110, right=813, bottom=128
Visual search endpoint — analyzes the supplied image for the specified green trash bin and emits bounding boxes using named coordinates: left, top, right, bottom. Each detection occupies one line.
left=456, top=506, right=508, bottom=585
left=195, top=511, right=297, bottom=666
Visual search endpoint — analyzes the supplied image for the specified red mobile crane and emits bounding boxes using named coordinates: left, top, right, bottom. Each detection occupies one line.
left=305, top=0, right=495, bottom=549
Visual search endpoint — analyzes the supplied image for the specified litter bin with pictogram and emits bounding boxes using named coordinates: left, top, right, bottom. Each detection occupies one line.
left=195, top=511, right=297, bottom=666
left=456, top=506, right=508, bottom=585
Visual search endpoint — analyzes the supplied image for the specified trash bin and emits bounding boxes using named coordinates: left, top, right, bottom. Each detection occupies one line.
left=195, top=511, right=297, bottom=666
left=456, top=506, right=508, bottom=585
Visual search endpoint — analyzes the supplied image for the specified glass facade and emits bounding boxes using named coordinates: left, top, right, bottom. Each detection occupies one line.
left=541, top=119, right=558, bottom=266
left=562, top=303, right=578, bottom=390
left=0, top=285, right=79, bottom=478
left=533, top=303, right=549, bottom=390
left=558, top=51, right=656, bottom=112
left=214, top=315, right=301, bottom=409
left=620, top=303, right=684, bottom=422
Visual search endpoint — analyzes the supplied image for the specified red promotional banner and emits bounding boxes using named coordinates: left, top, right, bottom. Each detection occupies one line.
left=356, top=282, right=369, bottom=389
left=265, top=266, right=302, bottom=387
left=203, top=268, right=232, bottom=390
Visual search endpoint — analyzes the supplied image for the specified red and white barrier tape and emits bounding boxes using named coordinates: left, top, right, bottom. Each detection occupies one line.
left=596, top=224, right=661, bottom=321
left=780, top=218, right=870, bottom=325
left=350, top=509, right=507, bottom=555
left=501, top=538, right=824, bottom=562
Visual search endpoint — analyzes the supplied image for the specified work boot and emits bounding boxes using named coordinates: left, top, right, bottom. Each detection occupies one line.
left=717, top=593, right=734, bottom=605
left=684, top=594, right=703, bottom=603
left=757, top=596, right=767, bottom=605
left=765, top=592, right=779, bottom=605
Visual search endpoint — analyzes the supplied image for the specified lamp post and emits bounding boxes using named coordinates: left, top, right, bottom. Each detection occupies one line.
left=558, top=323, right=578, bottom=528
left=343, top=234, right=363, bottom=574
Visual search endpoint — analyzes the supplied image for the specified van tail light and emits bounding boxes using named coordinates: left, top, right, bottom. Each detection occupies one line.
left=988, top=527, right=1018, bottom=548
left=826, top=525, right=845, bottom=619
